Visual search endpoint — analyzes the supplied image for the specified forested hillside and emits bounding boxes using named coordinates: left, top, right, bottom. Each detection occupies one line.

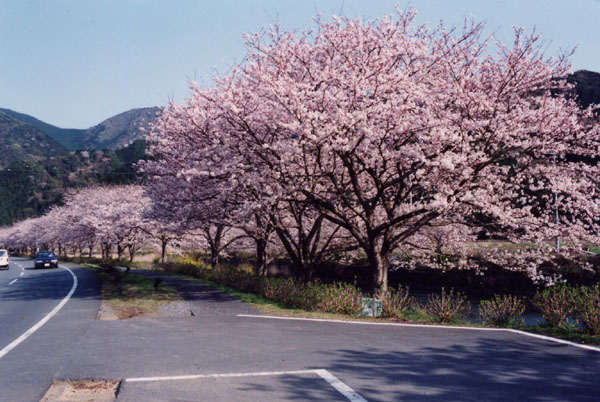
left=0, top=140, right=147, bottom=225
left=71, top=107, right=160, bottom=150
left=0, top=112, right=69, bottom=168
left=568, top=70, right=600, bottom=109
left=0, top=108, right=85, bottom=150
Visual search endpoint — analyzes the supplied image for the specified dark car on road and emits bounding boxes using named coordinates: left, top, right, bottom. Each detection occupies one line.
left=34, top=251, right=58, bottom=269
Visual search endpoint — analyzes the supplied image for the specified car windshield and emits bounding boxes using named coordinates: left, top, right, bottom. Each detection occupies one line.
left=36, top=251, right=55, bottom=258
left=0, top=250, right=6, bottom=257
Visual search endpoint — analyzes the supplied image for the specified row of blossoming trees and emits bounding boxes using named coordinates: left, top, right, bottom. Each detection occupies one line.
left=1, top=10, right=599, bottom=292
left=0, top=186, right=155, bottom=261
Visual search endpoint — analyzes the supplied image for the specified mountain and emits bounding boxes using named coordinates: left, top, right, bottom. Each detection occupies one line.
left=0, top=111, right=69, bottom=168
left=73, top=107, right=160, bottom=150
left=568, top=70, right=600, bottom=110
left=0, top=108, right=85, bottom=150
left=0, top=106, right=160, bottom=150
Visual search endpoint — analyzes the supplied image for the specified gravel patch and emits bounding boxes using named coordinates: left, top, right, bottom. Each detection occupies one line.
left=96, top=304, right=119, bottom=321
left=158, top=301, right=194, bottom=317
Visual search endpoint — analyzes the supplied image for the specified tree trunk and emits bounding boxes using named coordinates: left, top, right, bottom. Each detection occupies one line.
left=117, top=243, right=124, bottom=261
left=369, top=251, right=389, bottom=295
left=209, top=244, right=219, bottom=268
left=206, top=225, right=224, bottom=268
left=128, top=245, right=135, bottom=262
left=161, top=238, right=168, bottom=264
left=255, top=238, right=267, bottom=276
left=102, top=243, right=112, bottom=260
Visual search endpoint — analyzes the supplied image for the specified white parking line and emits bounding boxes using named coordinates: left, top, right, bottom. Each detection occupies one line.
left=125, top=369, right=367, bottom=402
left=8, top=279, right=17, bottom=285
left=314, top=369, right=367, bottom=402
left=237, top=314, right=600, bottom=353
left=0, top=266, right=78, bottom=360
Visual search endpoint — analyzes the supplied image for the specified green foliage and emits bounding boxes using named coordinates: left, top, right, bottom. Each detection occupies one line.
left=479, top=294, right=525, bottom=326
left=0, top=141, right=147, bottom=225
left=101, top=140, right=147, bottom=184
left=0, top=161, right=35, bottom=224
left=423, top=287, right=471, bottom=323
left=573, top=285, right=600, bottom=335
left=532, top=283, right=577, bottom=327
left=380, top=285, right=414, bottom=319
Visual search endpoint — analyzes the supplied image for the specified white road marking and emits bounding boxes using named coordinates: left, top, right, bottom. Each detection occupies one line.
left=19, top=272, right=24, bottom=277
left=314, top=369, right=368, bottom=402
left=126, top=369, right=318, bottom=382
left=125, top=368, right=367, bottom=401
left=8, top=279, right=17, bottom=285
left=0, top=265, right=78, bottom=360
left=237, top=314, right=600, bottom=353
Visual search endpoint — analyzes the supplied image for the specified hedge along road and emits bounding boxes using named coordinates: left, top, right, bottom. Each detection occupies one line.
left=0, top=262, right=599, bottom=401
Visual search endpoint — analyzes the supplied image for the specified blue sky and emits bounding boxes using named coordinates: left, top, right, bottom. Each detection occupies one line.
left=1, top=0, right=599, bottom=128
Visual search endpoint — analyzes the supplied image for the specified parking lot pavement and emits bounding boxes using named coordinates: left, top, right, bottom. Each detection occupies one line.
left=118, top=369, right=364, bottom=402
left=3, top=264, right=600, bottom=401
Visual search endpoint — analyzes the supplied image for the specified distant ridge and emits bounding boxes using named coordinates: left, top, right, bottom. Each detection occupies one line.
left=0, top=106, right=160, bottom=151
left=0, top=111, right=69, bottom=168
left=0, top=108, right=85, bottom=150
left=72, top=107, right=161, bottom=150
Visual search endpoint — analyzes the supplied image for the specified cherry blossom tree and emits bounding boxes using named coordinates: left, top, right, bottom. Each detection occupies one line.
left=144, top=8, right=599, bottom=291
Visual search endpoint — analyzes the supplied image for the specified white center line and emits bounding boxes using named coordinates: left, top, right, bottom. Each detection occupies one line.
left=9, top=279, right=17, bottom=285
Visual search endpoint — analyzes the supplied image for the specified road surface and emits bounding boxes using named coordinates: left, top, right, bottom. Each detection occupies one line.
left=0, top=259, right=599, bottom=401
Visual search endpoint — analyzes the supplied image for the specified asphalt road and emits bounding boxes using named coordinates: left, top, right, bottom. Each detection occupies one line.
left=0, top=259, right=599, bottom=401
left=0, top=258, right=75, bottom=352
left=0, top=258, right=100, bottom=402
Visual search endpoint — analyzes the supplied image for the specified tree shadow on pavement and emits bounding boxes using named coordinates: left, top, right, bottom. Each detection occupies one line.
left=321, top=338, right=600, bottom=401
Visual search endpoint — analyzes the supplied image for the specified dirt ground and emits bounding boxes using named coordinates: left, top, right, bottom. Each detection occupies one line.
left=40, top=380, right=120, bottom=402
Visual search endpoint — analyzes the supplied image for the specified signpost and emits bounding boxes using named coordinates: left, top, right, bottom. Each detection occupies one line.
left=359, top=297, right=382, bottom=317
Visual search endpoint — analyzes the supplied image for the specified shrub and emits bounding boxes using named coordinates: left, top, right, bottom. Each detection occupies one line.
left=423, top=287, right=471, bottom=323
left=257, top=277, right=320, bottom=310
left=318, top=282, right=362, bottom=315
left=161, top=261, right=202, bottom=278
left=573, top=285, right=600, bottom=335
left=380, top=285, right=413, bottom=318
left=479, top=294, right=525, bottom=326
left=531, top=283, right=576, bottom=327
